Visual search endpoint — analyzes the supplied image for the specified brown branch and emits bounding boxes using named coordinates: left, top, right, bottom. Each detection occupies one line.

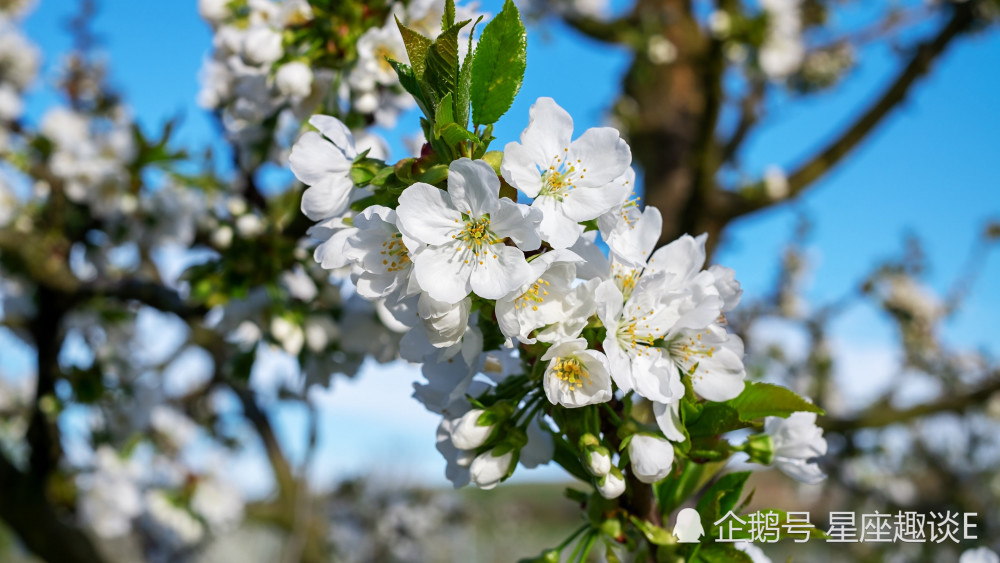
left=0, top=451, right=107, bottom=563
left=821, top=374, right=1000, bottom=434
left=720, top=78, right=766, bottom=165
left=562, top=14, right=637, bottom=46
left=80, top=279, right=207, bottom=320
left=231, top=384, right=298, bottom=505
left=723, top=4, right=976, bottom=220
left=26, top=286, right=70, bottom=478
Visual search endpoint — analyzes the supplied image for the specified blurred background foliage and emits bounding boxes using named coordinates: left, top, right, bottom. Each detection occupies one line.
left=0, top=0, right=999, bottom=561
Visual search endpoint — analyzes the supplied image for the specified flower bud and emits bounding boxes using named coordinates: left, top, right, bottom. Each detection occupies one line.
left=235, top=214, right=263, bottom=237
left=628, top=434, right=674, bottom=484
left=198, top=0, right=230, bottom=24
left=744, top=433, right=775, bottom=466
left=470, top=447, right=515, bottom=490
left=211, top=225, right=233, bottom=249
left=242, top=26, right=283, bottom=66
left=585, top=447, right=611, bottom=477
left=275, top=62, right=313, bottom=99
left=450, top=409, right=495, bottom=450
left=597, top=467, right=626, bottom=499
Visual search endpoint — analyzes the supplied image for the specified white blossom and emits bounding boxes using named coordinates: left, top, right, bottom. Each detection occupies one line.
left=275, top=61, right=313, bottom=99
left=628, top=434, right=674, bottom=484
left=198, top=0, right=231, bottom=25
left=759, top=0, right=804, bottom=79
left=346, top=205, right=419, bottom=303
left=502, top=97, right=632, bottom=248
left=960, top=548, right=1000, bottom=563
left=350, top=25, right=407, bottom=90
left=541, top=339, right=613, bottom=408
left=494, top=248, right=583, bottom=345
left=191, top=476, right=245, bottom=533
left=78, top=446, right=143, bottom=538
left=764, top=411, right=827, bottom=484
left=470, top=447, right=515, bottom=490
left=585, top=448, right=611, bottom=477
left=396, top=158, right=542, bottom=303
left=242, top=24, right=283, bottom=66
left=597, top=468, right=626, bottom=499
left=450, top=408, right=495, bottom=450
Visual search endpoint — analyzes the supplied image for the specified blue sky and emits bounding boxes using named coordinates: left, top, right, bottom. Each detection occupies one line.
left=12, top=0, right=1000, bottom=489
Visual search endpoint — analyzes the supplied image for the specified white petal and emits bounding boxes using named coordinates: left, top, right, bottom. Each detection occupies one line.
left=411, top=242, right=473, bottom=303
left=492, top=198, right=542, bottom=251
left=289, top=131, right=351, bottom=185
left=500, top=141, right=544, bottom=197
left=653, top=400, right=686, bottom=442
left=605, top=206, right=663, bottom=268
left=396, top=183, right=462, bottom=245
left=646, top=233, right=708, bottom=285
left=447, top=158, right=500, bottom=217
left=470, top=245, right=533, bottom=300
left=308, top=114, right=357, bottom=158
left=505, top=97, right=574, bottom=178
left=300, top=175, right=354, bottom=221
left=533, top=196, right=584, bottom=249
left=567, top=127, right=631, bottom=188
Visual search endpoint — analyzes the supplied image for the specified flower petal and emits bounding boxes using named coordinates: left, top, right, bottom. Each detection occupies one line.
left=308, top=114, right=357, bottom=158
left=411, top=242, right=473, bottom=303
left=300, top=175, right=354, bottom=221
left=469, top=244, right=533, bottom=300
left=492, top=198, right=542, bottom=251
left=447, top=158, right=500, bottom=217
left=396, top=182, right=462, bottom=245
left=567, top=126, right=631, bottom=188
left=289, top=131, right=351, bottom=185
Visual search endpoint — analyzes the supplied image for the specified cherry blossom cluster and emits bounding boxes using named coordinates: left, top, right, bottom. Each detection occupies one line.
left=293, top=95, right=829, bottom=499
left=196, top=0, right=482, bottom=169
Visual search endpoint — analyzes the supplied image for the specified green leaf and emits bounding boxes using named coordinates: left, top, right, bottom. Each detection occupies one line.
left=686, top=403, right=747, bottom=438
left=419, top=164, right=449, bottom=185
left=454, top=16, right=483, bottom=129
left=435, top=92, right=456, bottom=132
left=628, top=516, right=674, bottom=546
left=438, top=122, right=478, bottom=148
left=442, top=0, right=456, bottom=30
left=395, top=18, right=432, bottom=76
left=470, top=0, right=526, bottom=126
left=727, top=382, right=825, bottom=422
left=696, top=471, right=751, bottom=529
left=655, top=460, right=724, bottom=516
left=552, top=436, right=591, bottom=483
left=387, top=59, right=433, bottom=119
left=422, top=20, right=470, bottom=101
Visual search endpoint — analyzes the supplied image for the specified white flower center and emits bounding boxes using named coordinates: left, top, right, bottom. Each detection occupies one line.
left=552, top=356, right=590, bottom=391
left=453, top=214, right=501, bottom=265
left=669, top=330, right=716, bottom=380
left=514, top=278, right=550, bottom=311
left=379, top=232, right=410, bottom=273
left=538, top=149, right=587, bottom=200
left=615, top=306, right=664, bottom=358
left=612, top=263, right=639, bottom=300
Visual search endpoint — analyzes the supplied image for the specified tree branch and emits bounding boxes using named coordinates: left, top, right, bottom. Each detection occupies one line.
left=821, top=373, right=1000, bottom=434
left=231, top=384, right=298, bottom=505
left=562, top=15, right=636, bottom=45
left=0, top=451, right=107, bottom=563
left=723, top=4, right=976, bottom=220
